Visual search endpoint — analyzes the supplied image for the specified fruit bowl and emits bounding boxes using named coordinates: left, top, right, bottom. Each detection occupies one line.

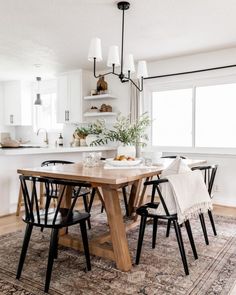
left=106, top=158, right=142, bottom=167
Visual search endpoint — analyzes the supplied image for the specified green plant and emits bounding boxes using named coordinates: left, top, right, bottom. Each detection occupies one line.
left=74, top=126, right=90, bottom=139
left=74, top=120, right=105, bottom=139
left=91, top=112, right=151, bottom=146
left=88, top=119, right=106, bottom=135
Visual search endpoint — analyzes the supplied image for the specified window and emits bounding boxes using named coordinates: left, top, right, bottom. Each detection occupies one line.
left=152, top=88, right=192, bottom=146
left=33, top=93, right=62, bottom=131
left=151, top=81, right=236, bottom=149
left=196, top=83, right=236, bottom=148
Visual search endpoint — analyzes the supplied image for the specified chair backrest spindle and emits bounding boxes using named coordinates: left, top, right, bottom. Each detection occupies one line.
left=19, top=175, right=83, bottom=227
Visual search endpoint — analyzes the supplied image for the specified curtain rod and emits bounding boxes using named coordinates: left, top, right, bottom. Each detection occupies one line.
left=144, top=64, right=236, bottom=80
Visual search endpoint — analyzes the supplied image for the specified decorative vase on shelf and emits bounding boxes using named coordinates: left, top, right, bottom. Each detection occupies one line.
left=80, top=138, right=87, bottom=146
left=97, top=76, right=108, bottom=94
left=117, top=144, right=136, bottom=158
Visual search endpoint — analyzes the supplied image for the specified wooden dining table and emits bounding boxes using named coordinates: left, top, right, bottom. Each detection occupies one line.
left=17, top=158, right=206, bottom=272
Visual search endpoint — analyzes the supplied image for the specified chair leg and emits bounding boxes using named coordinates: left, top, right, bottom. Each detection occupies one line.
left=80, top=220, right=91, bottom=271
left=208, top=210, right=217, bottom=236
left=199, top=213, right=209, bottom=245
left=173, top=220, right=189, bottom=275
left=16, top=224, right=33, bottom=279
left=135, top=215, right=147, bottom=265
left=185, top=220, right=198, bottom=259
left=166, top=220, right=171, bottom=237
left=122, top=186, right=129, bottom=217
left=152, top=218, right=158, bottom=249
left=88, top=188, right=96, bottom=212
left=44, top=229, right=58, bottom=293
left=82, top=194, right=91, bottom=230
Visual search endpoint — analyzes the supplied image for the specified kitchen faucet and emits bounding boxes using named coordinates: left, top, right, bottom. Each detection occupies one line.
left=37, top=128, right=49, bottom=146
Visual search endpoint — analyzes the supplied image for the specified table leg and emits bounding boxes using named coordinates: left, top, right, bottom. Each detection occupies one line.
left=102, top=186, right=132, bottom=272
left=128, top=179, right=142, bottom=216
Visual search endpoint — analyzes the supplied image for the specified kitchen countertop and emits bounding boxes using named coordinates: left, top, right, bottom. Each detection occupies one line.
left=0, top=146, right=117, bottom=156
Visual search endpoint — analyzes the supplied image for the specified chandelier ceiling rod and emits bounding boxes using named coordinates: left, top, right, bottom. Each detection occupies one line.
left=144, top=64, right=236, bottom=80
left=88, top=1, right=148, bottom=92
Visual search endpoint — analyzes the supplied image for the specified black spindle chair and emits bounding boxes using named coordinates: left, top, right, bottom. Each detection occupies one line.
left=41, top=160, right=93, bottom=229
left=16, top=175, right=91, bottom=293
left=136, top=178, right=198, bottom=276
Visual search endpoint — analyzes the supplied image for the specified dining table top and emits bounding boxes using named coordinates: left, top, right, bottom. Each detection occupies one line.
left=17, top=158, right=206, bottom=186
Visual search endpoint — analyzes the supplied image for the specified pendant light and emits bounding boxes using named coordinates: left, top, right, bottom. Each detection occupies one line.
left=88, top=1, right=148, bottom=92
left=34, top=77, right=42, bottom=105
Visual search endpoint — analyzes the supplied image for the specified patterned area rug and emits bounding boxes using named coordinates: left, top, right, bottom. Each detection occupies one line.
left=0, top=212, right=236, bottom=295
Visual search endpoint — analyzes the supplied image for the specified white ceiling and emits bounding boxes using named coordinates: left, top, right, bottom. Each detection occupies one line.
left=0, top=0, right=236, bottom=80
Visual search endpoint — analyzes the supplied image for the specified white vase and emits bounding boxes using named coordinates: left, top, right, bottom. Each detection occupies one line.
left=80, top=138, right=87, bottom=146
left=117, top=145, right=136, bottom=158
left=85, top=134, right=99, bottom=146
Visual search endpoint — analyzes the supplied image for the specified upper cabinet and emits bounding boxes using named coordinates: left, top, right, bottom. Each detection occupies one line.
left=3, top=81, right=32, bottom=126
left=57, top=70, right=91, bottom=124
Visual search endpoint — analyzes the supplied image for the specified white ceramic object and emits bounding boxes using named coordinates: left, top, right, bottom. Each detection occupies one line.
left=80, top=138, right=87, bottom=146
left=117, top=145, right=136, bottom=158
left=141, top=150, right=163, bottom=164
left=85, top=134, right=99, bottom=146
left=106, top=158, right=142, bottom=167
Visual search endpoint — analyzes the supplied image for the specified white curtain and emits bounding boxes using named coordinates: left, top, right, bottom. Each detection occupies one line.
left=130, top=80, right=142, bottom=123
left=130, top=80, right=142, bottom=156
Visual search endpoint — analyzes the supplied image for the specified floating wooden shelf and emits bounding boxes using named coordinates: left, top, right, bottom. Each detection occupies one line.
left=83, top=112, right=117, bottom=117
left=84, top=94, right=117, bottom=100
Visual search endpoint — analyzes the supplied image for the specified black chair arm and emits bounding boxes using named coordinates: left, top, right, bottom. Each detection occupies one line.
left=144, top=178, right=168, bottom=186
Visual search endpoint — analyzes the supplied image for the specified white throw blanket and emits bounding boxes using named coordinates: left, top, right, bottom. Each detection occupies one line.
left=167, top=170, right=213, bottom=224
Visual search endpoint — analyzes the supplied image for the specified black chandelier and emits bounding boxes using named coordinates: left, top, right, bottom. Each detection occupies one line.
left=88, top=1, right=148, bottom=92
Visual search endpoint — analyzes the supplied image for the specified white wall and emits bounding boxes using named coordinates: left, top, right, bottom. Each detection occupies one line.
left=145, top=47, right=236, bottom=207
left=0, top=82, right=15, bottom=137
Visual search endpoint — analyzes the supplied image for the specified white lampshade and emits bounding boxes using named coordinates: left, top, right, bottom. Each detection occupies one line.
left=137, top=60, right=148, bottom=78
left=107, top=45, right=120, bottom=67
left=88, top=38, right=102, bottom=62
left=124, top=54, right=135, bottom=73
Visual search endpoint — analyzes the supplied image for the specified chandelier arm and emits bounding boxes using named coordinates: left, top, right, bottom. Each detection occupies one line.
left=128, top=77, right=143, bottom=92
left=93, top=58, right=101, bottom=78
left=93, top=58, right=117, bottom=78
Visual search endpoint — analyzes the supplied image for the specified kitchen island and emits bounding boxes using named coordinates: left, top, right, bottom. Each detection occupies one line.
left=0, top=146, right=116, bottom=216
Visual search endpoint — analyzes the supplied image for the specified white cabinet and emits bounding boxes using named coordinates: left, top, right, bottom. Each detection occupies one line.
left=57, top=70, right=91, bottom=124
left=3, top=81, right=32, bottom=126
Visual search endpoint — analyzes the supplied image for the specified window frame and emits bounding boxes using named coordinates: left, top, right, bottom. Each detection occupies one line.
left=145, top=72, right=236, bottom=155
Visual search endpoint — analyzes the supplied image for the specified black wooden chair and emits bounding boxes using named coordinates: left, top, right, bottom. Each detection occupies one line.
left=135, top=178, right=198, bottom=276
left=165, top=164, right=218, bottom=245
left=16, top=175, right=91, bottom=293
left=41, top=160, right=92, bottom=229
left=191, top=165, right=218, bottom=241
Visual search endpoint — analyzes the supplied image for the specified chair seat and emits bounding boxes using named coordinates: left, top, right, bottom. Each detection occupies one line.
left=23, top=209, right=90, bottom=228
left=136, top=202, right=177, bottom=220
